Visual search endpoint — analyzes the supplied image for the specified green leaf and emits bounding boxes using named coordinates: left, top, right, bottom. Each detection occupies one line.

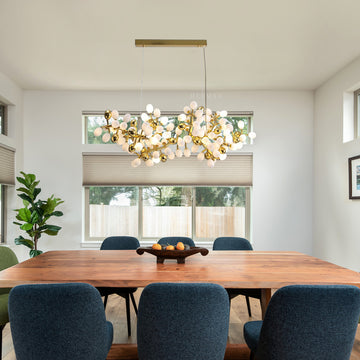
left=16, top=176, right=29, bottom=188
left=22, top=199, right=30, bottom=207
left=39, top=224, right=61, bottom=232
left=30, top=211, right=39, bottom=224
left=33, top=187, right=41, bottom=200
left=16, top=187, right=31, bottom=195
left=18, top=193, right=33, bottom=204
left=20, top=223, right=33, bottom=231
left=29, top=249, right=43, bottom=258
left=15, top=236, right=34, bottom=249
left=13, top=221, right=22, bottom=226
left=18, top=208, right=31, bottom=222
left=44, top=230, right=59, bottom=236
left=24, top=173, right=36, bottom=185
left=50, top=211, right=63, bottom=217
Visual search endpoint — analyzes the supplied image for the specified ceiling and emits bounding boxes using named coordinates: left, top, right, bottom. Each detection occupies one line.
left=0, top=0, right=360, bottom=91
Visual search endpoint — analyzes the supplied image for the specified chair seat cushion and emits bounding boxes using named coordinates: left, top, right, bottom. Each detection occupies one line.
left=0, top=293, right=9, bottom=325
left=244, top=320, right=263, bottom=352
left=106, top=321, right=114, bottom=352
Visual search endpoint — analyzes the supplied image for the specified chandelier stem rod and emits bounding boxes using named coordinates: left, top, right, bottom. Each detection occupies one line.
left=203, top=47, right=207, bottom=111
left=140, top=46, right=145, bottom=111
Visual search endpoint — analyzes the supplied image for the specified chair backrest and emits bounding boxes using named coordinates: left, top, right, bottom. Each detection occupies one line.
left=137, top=283, right=229, bottom=360
left=158, top=236, right=195, bottom=247
left=9, top=283, right=113, bottom=360
left=213, top=237, right=253, bottom=250
left=255, top=285, right=360, bottom=360
left=100, top=236, right=140, bottom=250
left=0, top=246, right=18, bottom=271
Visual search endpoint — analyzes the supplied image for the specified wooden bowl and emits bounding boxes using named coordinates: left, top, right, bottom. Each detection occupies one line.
left=136, top=246, right=209, bottom=264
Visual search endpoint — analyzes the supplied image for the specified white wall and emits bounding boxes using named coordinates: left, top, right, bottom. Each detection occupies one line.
left=314, top=57, right=360, bottom=271
left=21, top=90, right=314, bottom=256
left=0, top=72, right=27, bottom=260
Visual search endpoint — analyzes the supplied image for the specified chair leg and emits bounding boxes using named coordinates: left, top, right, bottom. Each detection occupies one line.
left=130, top=293, right=138, bottom=315
left=250, top=350, right=255, bottom=360
left=103, top=294, right=108, bottom=310
left=245, top=296, right=252, bottom=317
left=125, top=294, right=131, bottom=337
left=1, top=324, right=5, bottom=359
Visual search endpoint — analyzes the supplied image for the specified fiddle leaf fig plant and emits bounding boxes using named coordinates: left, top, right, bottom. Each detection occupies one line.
left=13, top=171, right=64, bottom=258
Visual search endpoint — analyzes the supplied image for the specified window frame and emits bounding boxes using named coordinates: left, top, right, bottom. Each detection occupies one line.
left=354, top=88, right=360, bottom=138
left=83, top=185, right=251, bottom=244
left=0, top=103, right=8, bottom=136
left=0, top=185, right=6, bottom=244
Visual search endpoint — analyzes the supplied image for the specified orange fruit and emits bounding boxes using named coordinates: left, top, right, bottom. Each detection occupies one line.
left=152, top=243, right=162, bottom=250
left=166, top=245, right=175, bottom=250
left=176, top=242, right=185, bottom=250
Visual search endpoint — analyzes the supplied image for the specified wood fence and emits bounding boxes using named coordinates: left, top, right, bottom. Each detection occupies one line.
left=89, top=205, right=245, bottom=239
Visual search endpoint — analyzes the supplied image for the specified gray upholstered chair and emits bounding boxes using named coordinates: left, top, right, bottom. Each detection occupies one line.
left=213, top=237, right=261, bottom=317
left=97, top=236, right=140, bottom=337
left=158, top=236, right=195, bottom=247
left=244, top=285, right=360, bottom=360
left=0, top=246, right=18, bottom=357
left=9, top=283, right=113, bottom=360
left=137, top=283, right=229, bottom=360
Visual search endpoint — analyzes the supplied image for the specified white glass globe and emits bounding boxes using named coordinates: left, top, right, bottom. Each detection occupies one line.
left=178, top=113, right=186, bottom=122
left=135, top=142, right=143, bottom=152
left=124, top=113, right=131, bottom=123
left=131, top=158, right=141, bottom=168
left=168, top=153, right=175, bottom=160
left=177, top=138, right=185, bottom=147
left=153, top=151, right=160, bottom=159
left=184, top=148, right=191, bottom=157
left=145, top=159, right=154, bottom=167
left=240, top=134, right=247, bottom=142
left=117, top=136, right=125, bottom=145
left=183, top=106, right=190, bottom=113
left=184, top=135, right=192, bottom=144
left=94, top=127, right=102, bottom=137
left=219, top=110, right=228, bottom=117
left=153, top=157, right=160, bottom=164
left=207, top=159, right=215, bottom=168
left=219, top=153, right=227, bottom=161
left=197, top=152, right=204, bottom=161
left=190, top=101, right=198, bottom=110
left=146, top=104, right=154, bottom=114
left=141, top=113, right=150, bottom=121
left=191, top=145, right=199, bottom=153
left=238, top=120, right=245, bottom=129
left=213, top=150, right=221, bottom=158
left=176, top=149, right=183, bottom=158
left=165, top=147, right=172, bottom=155
left=122, top=143, right=129, bottom=152
left=102, top=133, right=110, bottom=143
left=163, top=131, right=171, bottom=139
left=112, top=120, right=120, bottom=128
left=175, top=128, right=182, bottom=135
left=248, top=131, right=257, bottom=139
left=166, top=123, right=174, bottom=131
left=111, top=110, right=119, bottom=120
left=206, top=108, right=212, bottom=116
left=195, top=109, right=203, bottom=118
left=156, top=126, right=163, bottom=133
left=153, top=108, right=161, bottom=118
left=160, top=116, right=169, bottom=125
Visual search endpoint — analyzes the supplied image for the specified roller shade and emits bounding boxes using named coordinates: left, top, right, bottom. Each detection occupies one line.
left=83, top=154, right=252, bottom=186
left=0, top=144, right=15, bottom=185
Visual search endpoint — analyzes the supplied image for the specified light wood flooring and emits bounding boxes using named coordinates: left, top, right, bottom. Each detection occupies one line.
left=2, top=290, right=360, bottom=359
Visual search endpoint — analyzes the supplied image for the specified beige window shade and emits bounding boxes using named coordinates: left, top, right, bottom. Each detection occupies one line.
left=83, top=154, right=253, bottom=186
left=0, top=144, right=15, bottom=185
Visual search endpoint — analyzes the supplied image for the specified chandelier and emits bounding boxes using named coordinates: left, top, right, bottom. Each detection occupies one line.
left=94, top=40, right=256, bottom=168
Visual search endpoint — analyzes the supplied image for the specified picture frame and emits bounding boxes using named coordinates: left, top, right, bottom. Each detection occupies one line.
left=348, top=155, right=360, bottom=199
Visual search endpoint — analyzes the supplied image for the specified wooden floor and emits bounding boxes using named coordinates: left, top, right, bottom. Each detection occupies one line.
left=2, top=290, right=360, bottom=359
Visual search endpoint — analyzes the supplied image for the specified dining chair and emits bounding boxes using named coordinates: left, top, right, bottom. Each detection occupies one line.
left=9, top=283, right=113, bottom=360
left=97, top=235, right=140, bottom=337
left=158, top=236, right=195, bottom=247
left=0, top=246, right=18, bottom=358
left=244, top=285, right=360, bottom=360
left=212, top=236, right=261, bottom=317
left=137, top=283, right=229, bottom=360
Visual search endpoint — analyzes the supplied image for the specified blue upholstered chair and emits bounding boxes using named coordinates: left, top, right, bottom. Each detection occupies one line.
left=137, top=283, right=229, bottom=360
left=9, top=283, right=113, bottom=360
left=244, top=285, right=360, bottom=360
left=0, top=246, right=18, bottom=358
left=97, top=236, right=140, bottom=337
left=213, top=237, right=261, bottom=317
left=158, top=236, right=195, bottom=247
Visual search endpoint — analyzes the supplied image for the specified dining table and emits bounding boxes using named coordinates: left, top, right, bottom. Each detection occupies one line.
left=1, top=249, right=360, bottom=360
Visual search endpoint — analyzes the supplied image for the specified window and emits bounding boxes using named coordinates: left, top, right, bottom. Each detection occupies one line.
left=83, top=111, right=252, bottom=145
left=0, top=185, right=5, bottom=243
left=84, top=185, right=250, bottom=243
left=0, top=103, right=7, bottom=135
left=355, top=88, right=360, bottom=138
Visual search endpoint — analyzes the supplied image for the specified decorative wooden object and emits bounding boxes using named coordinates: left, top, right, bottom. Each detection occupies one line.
left=136, top=246, right=209, bottom=263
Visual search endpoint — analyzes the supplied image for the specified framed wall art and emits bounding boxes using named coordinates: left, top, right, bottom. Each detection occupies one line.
left=348, top=155, right=360, bottom=199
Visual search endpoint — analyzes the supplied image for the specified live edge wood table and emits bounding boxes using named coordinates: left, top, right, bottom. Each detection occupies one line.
left=1, top=250, right=360, bottom=360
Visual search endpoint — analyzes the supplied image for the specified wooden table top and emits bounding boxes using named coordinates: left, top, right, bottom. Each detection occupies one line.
left=0, top=250, right=359, bottom=289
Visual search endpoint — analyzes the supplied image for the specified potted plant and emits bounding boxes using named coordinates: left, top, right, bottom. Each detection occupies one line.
left=13, top=172, right=64, bottom=257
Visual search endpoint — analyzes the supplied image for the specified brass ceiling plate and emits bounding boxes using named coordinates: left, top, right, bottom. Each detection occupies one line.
left=135, top=39, right=207, bottom=47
